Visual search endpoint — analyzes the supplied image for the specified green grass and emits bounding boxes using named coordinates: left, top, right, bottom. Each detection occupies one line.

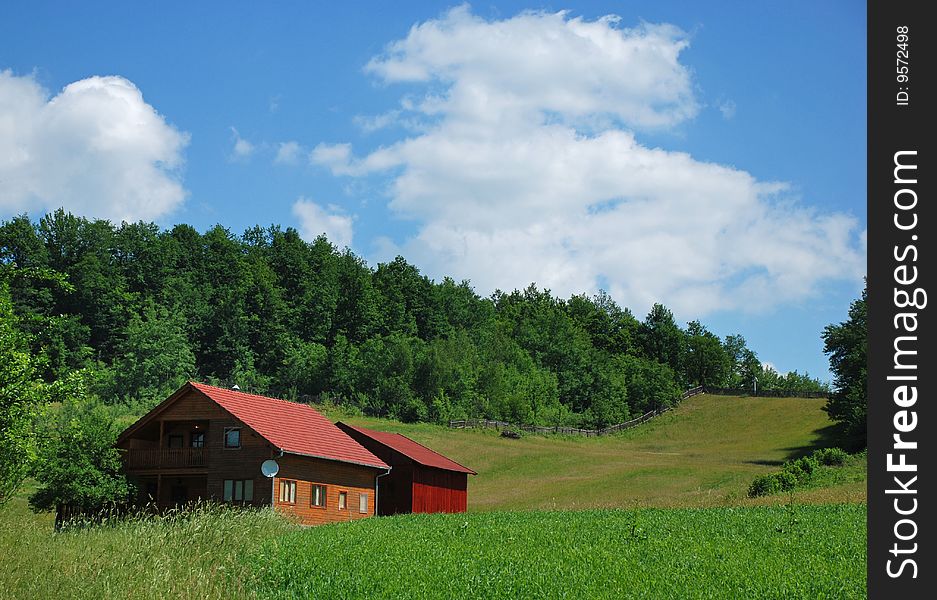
left=247, top=504, right=866, bottom=599
left=0, top=394, right=867, bottom=598
left=331, top=394, right=866, bottom=509
left=0, top=488, right=292, bottom=600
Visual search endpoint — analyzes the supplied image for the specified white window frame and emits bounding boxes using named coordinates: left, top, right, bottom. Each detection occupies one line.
left=311, top=484, right=326, bottom=508
left=359, top=492, right=368, bottom=514
left=278, top=479, right=296, bottom=504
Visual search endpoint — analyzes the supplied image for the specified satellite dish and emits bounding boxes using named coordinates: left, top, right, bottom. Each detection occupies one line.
left=261, top=459, right=279, bottom=478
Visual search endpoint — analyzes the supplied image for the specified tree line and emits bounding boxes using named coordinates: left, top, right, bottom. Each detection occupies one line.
left=1, top=210, right=829, bottom=427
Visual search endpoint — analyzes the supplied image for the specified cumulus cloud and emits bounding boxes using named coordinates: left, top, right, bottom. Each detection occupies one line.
left=364, top=5, right=698, bottom=131
left=310, top=6, right=864, bottom=316
left=0, top=70, right=188, bottom=223
left=292, top=198, right=354, bottom=248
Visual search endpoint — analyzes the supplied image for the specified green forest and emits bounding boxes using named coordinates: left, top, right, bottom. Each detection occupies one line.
left=1, top=210, right=827, bottom=430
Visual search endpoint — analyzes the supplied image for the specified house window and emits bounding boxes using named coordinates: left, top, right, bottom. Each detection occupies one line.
left=167, top=434, right=183, bottom=448
left=223, top=479, right=254, bottom=502
left=223, top=427, right=241, bottom=449
left=190, top=432, right=205, bottom=448
left=359, top=492, right=368, bottom=514
left=338, top=491, right=347, bottom=510
left=278, top=480, right=296, bottom=504
left=311, top=484, right=326, bottom=508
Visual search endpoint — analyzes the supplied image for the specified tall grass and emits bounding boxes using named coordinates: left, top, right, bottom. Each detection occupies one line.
left=0, top=494, right=294, bottom=599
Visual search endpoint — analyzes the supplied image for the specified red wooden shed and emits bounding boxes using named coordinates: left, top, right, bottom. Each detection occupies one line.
left=336, top=422, right=476, bottom=515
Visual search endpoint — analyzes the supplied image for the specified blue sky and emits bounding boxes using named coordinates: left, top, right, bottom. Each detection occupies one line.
left=1, top=1, right=866, bottom=380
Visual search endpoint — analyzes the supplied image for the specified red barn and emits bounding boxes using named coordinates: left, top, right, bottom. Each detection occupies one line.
left=336, top=422, right=476, bottom=515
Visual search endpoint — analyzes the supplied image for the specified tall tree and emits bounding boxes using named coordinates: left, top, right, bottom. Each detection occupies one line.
left=103, top=301, right=196, bottom=407
left=29, top=394, right=132, bottom=520
left=638, top=303, right=685, bottom=381
left=0, top=280, right=41, bottom=505
left=0, top=268, right=74, bottom=506
left=684, top=320, right=730, bottom=388
left=821, top=284, right=867, bottom=437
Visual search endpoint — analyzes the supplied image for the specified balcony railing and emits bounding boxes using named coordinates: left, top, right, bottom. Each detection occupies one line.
left=124, top=448, right=207, bottom=469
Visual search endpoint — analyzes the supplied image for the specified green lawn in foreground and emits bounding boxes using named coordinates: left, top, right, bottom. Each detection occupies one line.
left=248, top=505, right=866, bottom=599
left=333, top=394, right=866, bottom=510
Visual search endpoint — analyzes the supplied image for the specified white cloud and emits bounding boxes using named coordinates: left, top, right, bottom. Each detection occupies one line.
left=274, top=141, right=302, bottom=164
left=364, top=5, right=698, bottom=131
left=718, top=99, right=736, bottom=120
left=311, top=7, right=865, bottom=317
left=292, top=198, right=354, bottom=248
left=0, top=70, right=188, bottom=223
left=229, top=127, right=255, bottom=160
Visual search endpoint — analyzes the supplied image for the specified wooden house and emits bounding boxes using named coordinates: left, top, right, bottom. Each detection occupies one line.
left=336, top=422, right=476, bottom=515
left=117, top=382, right=390, bottom=525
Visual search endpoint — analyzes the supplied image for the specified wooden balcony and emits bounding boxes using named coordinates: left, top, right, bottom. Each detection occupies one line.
left=123, top=448, right=207, bottom=470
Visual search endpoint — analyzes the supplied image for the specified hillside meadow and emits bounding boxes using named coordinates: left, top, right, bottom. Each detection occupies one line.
left=332, top=393, right=866, bottom=510
left=0, top=394, right=866, bottom=598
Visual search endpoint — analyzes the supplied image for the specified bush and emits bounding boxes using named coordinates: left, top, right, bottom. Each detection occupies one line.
left=783, top=456, right=818, bottom=484
left=748, top=450, right=855, bottom=497
left=813, top=447, right=848, bottom=466
left=748, top=475, right=781, bottom=497
left=775, top=471, right=798, bottom=491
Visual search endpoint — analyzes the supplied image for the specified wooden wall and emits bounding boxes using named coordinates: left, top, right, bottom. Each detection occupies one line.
left=272, top=454, right=379, bottom=525
left=412, top=466, right=468, bottom=513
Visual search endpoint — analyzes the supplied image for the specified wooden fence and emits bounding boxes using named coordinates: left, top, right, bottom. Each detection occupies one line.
left=702, top=386, right=828, bottom=398
left=449, top=385, right=704, bottom=437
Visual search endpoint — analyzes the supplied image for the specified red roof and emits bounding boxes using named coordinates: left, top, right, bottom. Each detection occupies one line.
left=337, top=423, right=476, bottom=475
left=189, top=382, right=388, bottom=470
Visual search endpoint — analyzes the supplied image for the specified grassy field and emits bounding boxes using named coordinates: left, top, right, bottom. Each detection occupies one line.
left=332, top=393, right=866, bottom=510
left=0, top=493, right=291, bottom=599
left=0, top=394, right=866, bottom=598
left=248, top=504, right=866, bottom=599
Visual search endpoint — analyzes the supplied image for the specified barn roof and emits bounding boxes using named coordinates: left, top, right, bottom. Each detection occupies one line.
left=337, top=423, right=476, bottom=475
left=188, top=383, right=389, bottom=469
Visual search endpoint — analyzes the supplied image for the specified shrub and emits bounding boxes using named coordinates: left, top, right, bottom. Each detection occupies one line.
left=813, top=447, right=848, bottom=466
left=783, top=456, right=818, bottom=484
left=748, top=475, right=781, bottom=497
left=775, top=471, right=798, bottom=491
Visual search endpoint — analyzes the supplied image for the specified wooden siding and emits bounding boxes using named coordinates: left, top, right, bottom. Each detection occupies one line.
left=335, top=426, right=414, bottom=515
left=337, top=425, right=469, bottom=514
left=412, top=466, right=468, bottom=513
left=158, top=389, right=230, bottom=421
left=272, top=454, right=378, bottom=525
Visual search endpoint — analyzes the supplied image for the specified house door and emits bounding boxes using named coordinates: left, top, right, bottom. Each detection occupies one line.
left=171, top=484, right=188, bottom=506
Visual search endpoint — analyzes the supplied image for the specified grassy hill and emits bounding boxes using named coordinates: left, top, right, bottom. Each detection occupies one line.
left=333, top=393, right=866, bottom=510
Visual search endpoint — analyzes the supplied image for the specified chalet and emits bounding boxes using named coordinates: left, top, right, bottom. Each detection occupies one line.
left=117, top=382, right=390, bottom=525
left=336, top=422, right=476, bottom=515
